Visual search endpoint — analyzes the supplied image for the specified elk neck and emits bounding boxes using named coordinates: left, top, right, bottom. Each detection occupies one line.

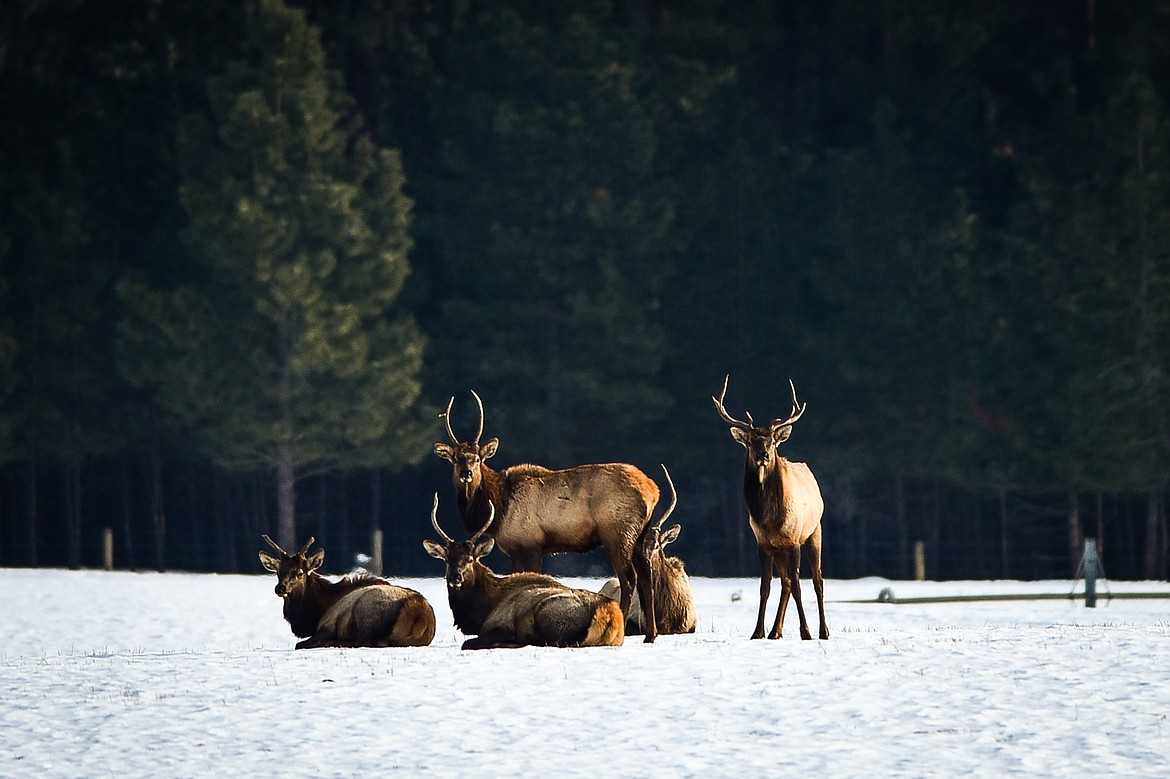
left=456, top=465, right=504, bottom=537
left=742, top=455, right=791, bottom=525
left=282, top=571, right=381, bottom=639
left=446, top=560, right=506, bottom=636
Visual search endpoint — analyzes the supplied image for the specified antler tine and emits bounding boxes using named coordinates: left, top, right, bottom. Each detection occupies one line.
left=654, top=464, right=678, bottom=530
left=771, top=378, right=807, bottom=428
left=261, top=534, right=286, bottom=555
left=470, top=389, right=485, bottom=445
left=430, top=493, right=455, bottom=544
left=298, top=537, right=316, bottom=555
left=442, top=396, right=459, bottom=443
left=712, top=374, right=752, bottom=429
left=468, top=500, right=495, bottom=544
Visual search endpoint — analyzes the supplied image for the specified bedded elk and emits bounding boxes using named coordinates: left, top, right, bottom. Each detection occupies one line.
left=600, top=466, right=696, bottom=636
left=258, top=535, right=436, bottom=648
left=433, top=390, right=660, bottom=641
left=713, top=375, right=829, bottom=640
left=423, top=495, right=625, bottom=650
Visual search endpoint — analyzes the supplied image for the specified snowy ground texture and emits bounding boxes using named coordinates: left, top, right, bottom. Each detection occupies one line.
left=3, top=569, right=1170, bottom=778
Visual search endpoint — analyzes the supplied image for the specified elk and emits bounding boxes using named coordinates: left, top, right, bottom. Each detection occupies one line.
left=258, top=535, right=436, bottom=648
left=433, top=390, right=660, bottom=641
left=600, top=465, right=696, bottom=636
left=713, top=374, right=829, bottom=640
left=423, top=495, right=625, bottom=649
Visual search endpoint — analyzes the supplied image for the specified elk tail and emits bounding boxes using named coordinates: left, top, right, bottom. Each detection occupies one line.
left=583, top=600, right=625, bottom=647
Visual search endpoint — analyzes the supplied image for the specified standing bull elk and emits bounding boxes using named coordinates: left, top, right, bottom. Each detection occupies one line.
left=423, top=495, right=625, bottom=650
left=434, top=390, right=660, bottom=641
left=713, top=375, right=829, bottom=640
left=259, top=535, right=436, bottom=648
left=600, top=465, right=696, bottom=636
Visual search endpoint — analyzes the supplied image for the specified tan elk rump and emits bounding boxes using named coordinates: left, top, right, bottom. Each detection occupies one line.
left=434, top=390, right=660, bottom=641
left=423, top=495, right=625, bottom=650
left=259, top=536, right=436, bottom=648
left=600, top=465, right=696, bottom=635
left=713, top=375, right=829, bottom=640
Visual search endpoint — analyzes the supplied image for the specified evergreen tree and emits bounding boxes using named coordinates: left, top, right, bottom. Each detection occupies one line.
left=117, top=0, right=427, bottom=550
left=418, top=0, right=677, bottom=465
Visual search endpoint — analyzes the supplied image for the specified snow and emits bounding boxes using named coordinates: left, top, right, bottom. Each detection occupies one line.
left=3, top=569, right=1170, bottom=777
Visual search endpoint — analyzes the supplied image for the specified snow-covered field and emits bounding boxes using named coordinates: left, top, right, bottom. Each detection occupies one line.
left=3, top=568, right=1169, bottom=778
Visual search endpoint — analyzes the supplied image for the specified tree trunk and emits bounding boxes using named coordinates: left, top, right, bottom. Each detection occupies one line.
left=894, top=475, right=909, bottom=579
left=24, top=457, right=38, bottom=566
left=149, top=444, right=166, bottom=572
left=999, top=490, right=1010, bottom=578
left=66, top=460, right=82, bottom=570
left=276, top=449, right=297, bottom=552
left=120, top=459, right=137, bottom=571
left=1067, top=490, right=1082, bottom=577
left=1142, top=487, right=1163, bottom=579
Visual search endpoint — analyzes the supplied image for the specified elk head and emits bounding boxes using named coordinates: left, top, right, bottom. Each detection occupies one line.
left=423, top=494, right=495, bottom=590
left=433, top=390, right=499, bottom=496
left=640, top=465, right=680, bottom=563
left=712, top=374, right=807, bottom=484
left=258, top=536, right=325, bottom=598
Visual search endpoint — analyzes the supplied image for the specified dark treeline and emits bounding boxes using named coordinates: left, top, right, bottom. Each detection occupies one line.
left=3, top=0, right=1169, bottom=581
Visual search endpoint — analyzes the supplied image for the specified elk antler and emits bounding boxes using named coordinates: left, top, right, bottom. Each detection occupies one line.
left=261, top=534, right=286, bottom=555
left=430, top=493, right=455, bottom=544
left=468, top=500, right=495, bottom=544
left=442, top=397, right=459, bottom=443
left=769, top=379, right=807, bottom=430
left=299, top=537, right=316, bottom=555
left=441, top=390, right=487, bottom=445
left=470, top=389, right=485, bottom=445
left=712, top=374, right=753, bottom=430
left=653, top=464, right=678, bottom=530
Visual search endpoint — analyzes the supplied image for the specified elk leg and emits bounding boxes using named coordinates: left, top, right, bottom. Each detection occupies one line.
left=633, top=548, right=657, bottom=644
left=508, top=549, right=543, bottom=574
left=806, top=526, right=829, bottom=640
left=770, top=547, right=801, bottom=639
left=753, top=548, right=773, bottom=639
left=295, top=631, right=332, bottom=649
left=789, top=552, right=812, bottom=640
left=462, top=631, right=525, bottom=650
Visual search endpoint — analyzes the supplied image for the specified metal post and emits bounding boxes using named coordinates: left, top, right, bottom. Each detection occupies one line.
left=1081, top=538, right=1098, bottom=608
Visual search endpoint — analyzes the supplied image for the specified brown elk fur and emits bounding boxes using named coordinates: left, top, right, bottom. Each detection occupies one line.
left=423, top=496, right=625, bottom=650
left=259, top=536, right=436, bottom=648
left=434, top=391, right=659, bottom=641
left=600, top=467, right=696, bottom=635
left=713, top=376, right=829, bottom=640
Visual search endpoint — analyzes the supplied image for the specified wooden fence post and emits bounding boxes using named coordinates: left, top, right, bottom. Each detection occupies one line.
left=371, top=529, right=384, bottom=577
left=103, top=527, right=114, bottom=571
left=1081, top=538, right=1098, bottom=608
left=914, top=540, right=926, bottom=581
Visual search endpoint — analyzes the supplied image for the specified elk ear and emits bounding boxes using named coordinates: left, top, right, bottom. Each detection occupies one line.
left=773, top=426, right=792, bottom=445
left=258, top=551, right=280, bottom=572
left=480, top=438, right=499, bottom=460
left=434, top=442, right=455, bottom=462
left=730, top=427, right=750, bottom=447
left=422, top=540, right=447, bottom=560
left=306, top=548, right=325, bottom=571
left=472, top=537, right=495, bottom=558
left=660, top=525, right=682, bottom=546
